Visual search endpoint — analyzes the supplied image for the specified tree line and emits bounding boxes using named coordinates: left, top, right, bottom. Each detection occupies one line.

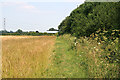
left=0, top=29, right=56, bottom=36
left=58, top=2, right=120, bottom=38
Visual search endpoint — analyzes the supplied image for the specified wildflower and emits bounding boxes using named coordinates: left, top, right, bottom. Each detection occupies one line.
left=111, top=32, right=115, bottom=35
left=101, top=61, right=103, bottom=63
left=94, top=47, right=96, bottom=49
left=103, top=30, right=108, bottom=33
left=98, top=42, right=101, bottom=45
left=95, top=34, right=98, bottom=37
left=111, top=42, right=114, bottom=44
left=95, top=49, right=99, bottom=51
left=95, top=37, right=98, bottom=40
left=103, top=36, right=107, bottom=40
left=116, top=59, right=119, bottom=61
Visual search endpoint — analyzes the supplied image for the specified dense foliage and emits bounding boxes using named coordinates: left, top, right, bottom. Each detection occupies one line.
left=58, top=2, right=120, bottom=37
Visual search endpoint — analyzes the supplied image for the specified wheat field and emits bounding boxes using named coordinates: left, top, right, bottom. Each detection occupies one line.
left=1, top=36, right=56, bottom=78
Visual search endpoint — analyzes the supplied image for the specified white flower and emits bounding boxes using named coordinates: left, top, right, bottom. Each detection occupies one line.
left=98, top=42, right=101, bottom=44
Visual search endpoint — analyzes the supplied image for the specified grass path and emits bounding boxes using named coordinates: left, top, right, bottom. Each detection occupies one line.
left=45, top=35, right=119, bottom=78
left=44, top=37, right=88, bottom=78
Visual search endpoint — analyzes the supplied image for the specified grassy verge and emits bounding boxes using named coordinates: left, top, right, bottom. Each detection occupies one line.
left=44, top=35, right=88, bottom=78
left=44, top=34, right=119, bottom=78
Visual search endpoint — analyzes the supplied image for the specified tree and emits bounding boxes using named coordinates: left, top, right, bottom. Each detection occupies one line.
left=48, top=28, right=58, bottom=31
left=58, top=2, right=120, bottom=37
left=10, top=31, right=14, bottom=33
left=36, top=31, right=39, bottom=33
left=16, top=29, right=23, bottom=34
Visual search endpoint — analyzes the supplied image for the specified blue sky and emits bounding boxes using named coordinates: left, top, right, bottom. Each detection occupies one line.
left=0, top=1, right=85, bottom=32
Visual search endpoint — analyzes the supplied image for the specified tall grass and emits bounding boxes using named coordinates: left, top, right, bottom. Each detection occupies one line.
left=2, top=36, right=56, bottom=78
left=1, top=32, right=119, bottom=78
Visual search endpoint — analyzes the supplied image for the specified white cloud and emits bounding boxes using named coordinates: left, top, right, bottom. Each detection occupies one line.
left=1, top=2, right=36, bottom=11
left=20, top=4, right=35, bottom=9
left=1, top=2, right=25, bottom=6
left=1, top=2, right=56, bottom=14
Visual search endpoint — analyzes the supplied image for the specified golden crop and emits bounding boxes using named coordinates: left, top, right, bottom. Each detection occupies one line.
left=1, top=36, right=56, bottom=78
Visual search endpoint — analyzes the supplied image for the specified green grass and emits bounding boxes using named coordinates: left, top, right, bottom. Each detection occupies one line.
left=43, top=34, right=119, bottom=78
left=44, top=35, right=88, bottom=78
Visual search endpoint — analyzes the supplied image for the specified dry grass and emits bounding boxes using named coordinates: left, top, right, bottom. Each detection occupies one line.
left=0, top=36, right=46, bottom=40
left=1, top=36, right=56, bottom=78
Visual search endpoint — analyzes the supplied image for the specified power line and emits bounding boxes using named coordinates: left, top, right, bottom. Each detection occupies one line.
left=3, top=18, right=6, bottom=31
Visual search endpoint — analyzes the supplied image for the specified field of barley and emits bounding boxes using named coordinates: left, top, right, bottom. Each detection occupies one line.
left=1, top=36, right=56, bottom=78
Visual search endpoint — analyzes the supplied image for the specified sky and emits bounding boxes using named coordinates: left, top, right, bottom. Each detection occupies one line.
left=0, top=0, right=85, bottom=32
